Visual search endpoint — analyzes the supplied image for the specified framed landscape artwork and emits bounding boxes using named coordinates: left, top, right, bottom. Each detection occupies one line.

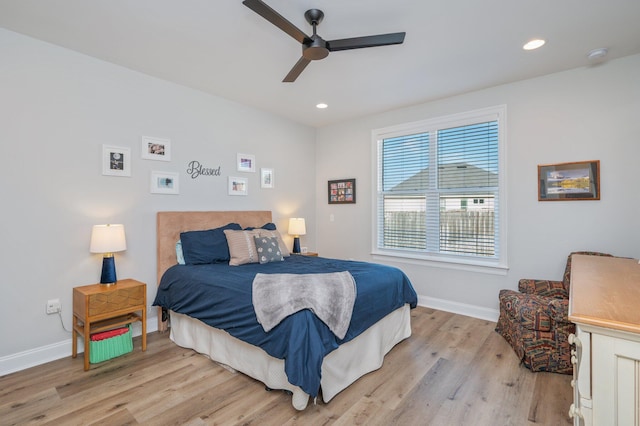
left=538, top=160, right=600, bottom=201
left=328, top=178, right=356, bottom=204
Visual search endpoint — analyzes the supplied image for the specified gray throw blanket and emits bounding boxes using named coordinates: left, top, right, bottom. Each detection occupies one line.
left=252, top=271, right=356, bottom=339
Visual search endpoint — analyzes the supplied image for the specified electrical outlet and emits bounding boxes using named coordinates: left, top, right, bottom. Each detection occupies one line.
left=46, top=299, right=61, bottom=314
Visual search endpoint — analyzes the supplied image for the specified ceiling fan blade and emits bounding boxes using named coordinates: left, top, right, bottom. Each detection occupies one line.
left=283, top=57, right=312, bottom=82
left=242, top=0, right=310, bottom=44
left=328, top=32, right=406, bottom=51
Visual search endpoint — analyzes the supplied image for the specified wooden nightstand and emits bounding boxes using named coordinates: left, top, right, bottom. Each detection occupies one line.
left=72, top=278, right=147, bottom=370
left=299, top=252, right=318, bottom=257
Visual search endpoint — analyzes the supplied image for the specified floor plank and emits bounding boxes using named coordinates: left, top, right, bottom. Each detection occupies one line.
left=0, top=307, right=572, bottom=425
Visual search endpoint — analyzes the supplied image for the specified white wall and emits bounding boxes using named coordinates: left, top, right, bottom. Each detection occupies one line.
left=316, top=54, right=640, bottom=319
left=0, top=28, right=316, bottom=370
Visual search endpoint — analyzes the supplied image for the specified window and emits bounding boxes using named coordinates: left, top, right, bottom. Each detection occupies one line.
left=373, top=106, right=507, bottom=270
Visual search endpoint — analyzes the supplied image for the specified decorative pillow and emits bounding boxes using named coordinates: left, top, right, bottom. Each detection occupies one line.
left=258, top=229, right=290, bottom=257
left=244, top=222, right=277, bottom=231
left=224, top=229, right=262, bottom=266
left=176, top=240, right=185, bottom=265
left=180, top=223, right=242, bottom=265
left=253, top=235, right=284, bottom=264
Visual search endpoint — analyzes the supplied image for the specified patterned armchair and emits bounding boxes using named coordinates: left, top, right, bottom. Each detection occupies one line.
left=495, top=251, right=612, bottom=374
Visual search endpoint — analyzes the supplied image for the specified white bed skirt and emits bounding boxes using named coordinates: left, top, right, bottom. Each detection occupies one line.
left=169, top=304, right=412, bottom=410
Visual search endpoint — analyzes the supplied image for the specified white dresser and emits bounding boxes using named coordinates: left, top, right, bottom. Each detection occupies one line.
left=568, top=255, right=640, bottom=426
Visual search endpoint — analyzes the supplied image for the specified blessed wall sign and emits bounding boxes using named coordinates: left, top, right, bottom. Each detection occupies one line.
left=187, top=160, right=221, bottom=179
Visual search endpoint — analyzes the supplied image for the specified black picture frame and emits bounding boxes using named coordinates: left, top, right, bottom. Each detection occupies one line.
left=538, top=160, right=600, bottom=201
left=328, top=178, right=356, bottom=204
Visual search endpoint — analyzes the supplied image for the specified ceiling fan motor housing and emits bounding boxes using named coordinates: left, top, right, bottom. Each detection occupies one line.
left=303, top=36, right=329, bottom=60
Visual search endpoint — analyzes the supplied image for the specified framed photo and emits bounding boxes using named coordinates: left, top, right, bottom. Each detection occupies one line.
left=228, top=176, right=248, bottom=196
left=538, top=160, right=600, bottom=201
left=141, top=136, right=171, bottom=161
left=328, top=178, right=356, bottom=204
left=102, top=145, right=131, bottom=177
left=150, top=171, right=179, bottom=194
left=261, top=168, right=274, bottom=189
left=237, top=153, right=256, bottom=172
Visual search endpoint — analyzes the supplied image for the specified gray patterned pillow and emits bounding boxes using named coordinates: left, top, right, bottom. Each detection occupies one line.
left=253, top=236, right=284, bottom=264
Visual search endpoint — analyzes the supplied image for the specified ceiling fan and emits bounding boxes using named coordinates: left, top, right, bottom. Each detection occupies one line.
left=242, top=0, right=406, bottom=82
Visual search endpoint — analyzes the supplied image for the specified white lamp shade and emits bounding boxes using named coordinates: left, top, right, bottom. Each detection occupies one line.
left=288, top=218, right=306, bottom=236
left=90, top=224, right=127, bottom=253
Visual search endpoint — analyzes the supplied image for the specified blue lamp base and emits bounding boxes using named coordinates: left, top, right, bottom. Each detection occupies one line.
left=100, top=255, right=117, bottom=285
left=292, top=237, right=301, bottom=254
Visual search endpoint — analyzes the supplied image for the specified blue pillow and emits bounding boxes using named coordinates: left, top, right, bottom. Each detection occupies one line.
left=244, top=222, right=277, bottom=231
left=180, top=223, right=242, bottom=264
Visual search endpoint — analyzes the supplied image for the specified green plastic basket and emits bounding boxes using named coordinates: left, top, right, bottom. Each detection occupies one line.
left=89, top=325, right=133, bottom=364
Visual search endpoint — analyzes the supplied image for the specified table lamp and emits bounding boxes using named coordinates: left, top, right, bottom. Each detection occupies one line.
left=90, top=224, right=127, bottom=285
left=288, top=218, right=306, bottom=254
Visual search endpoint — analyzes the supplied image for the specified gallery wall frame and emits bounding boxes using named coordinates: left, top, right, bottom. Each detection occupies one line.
left=141, top=136, right=171, bottom=161
left=261, top=168, right=274, bottom=188
left=102, top=145, right=131, bottom=177
left=328, top=178, right=356, bottom=204
left=237, top=153, right=256, bottom=172
left=150, top=171, right=179, bottom=194
left=538, top=160, right=600, bottom=201
left=228, top=176, right=248, bottom=196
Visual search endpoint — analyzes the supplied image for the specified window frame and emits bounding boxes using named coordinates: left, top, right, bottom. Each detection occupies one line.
left=371, top=105, right=508, bottom=274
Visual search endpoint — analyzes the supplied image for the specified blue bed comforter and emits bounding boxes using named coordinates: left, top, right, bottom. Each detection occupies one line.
left=153, top=255, right=417, bottom=397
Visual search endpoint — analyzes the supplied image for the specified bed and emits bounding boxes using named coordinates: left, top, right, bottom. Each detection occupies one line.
left=153, top=211, right=417, bottom=410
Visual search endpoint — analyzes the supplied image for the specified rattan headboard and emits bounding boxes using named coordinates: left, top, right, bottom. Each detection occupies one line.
left=156, top=210, right=272, bottom=330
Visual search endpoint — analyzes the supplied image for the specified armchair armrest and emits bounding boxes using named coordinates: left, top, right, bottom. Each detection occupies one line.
left=499, top=290, right=553, bottom=332
left=518, top=279, right=567, bottom=299
left=548, top=298, right=570, bottom=324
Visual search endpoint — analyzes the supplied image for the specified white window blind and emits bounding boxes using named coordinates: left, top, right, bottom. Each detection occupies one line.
left=374, top=106, right=506, bottom=268
left=380, top=133, right=429, bottom=250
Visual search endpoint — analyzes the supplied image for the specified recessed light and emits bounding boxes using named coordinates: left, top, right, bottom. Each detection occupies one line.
left=587, top=48, right=608, bottom=61
left=316, top=103, right=328, bottom=109
left=523, top=39, right=546, bottom=50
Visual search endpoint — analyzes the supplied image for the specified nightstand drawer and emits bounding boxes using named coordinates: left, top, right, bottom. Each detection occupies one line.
left=88, top=285, right=145, bottom=316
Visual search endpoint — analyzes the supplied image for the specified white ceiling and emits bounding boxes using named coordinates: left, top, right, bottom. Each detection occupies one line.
left=1, top=0, right=639, bottom=128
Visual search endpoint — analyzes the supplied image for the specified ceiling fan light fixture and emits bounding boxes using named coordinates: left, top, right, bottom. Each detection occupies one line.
left=523, top=39, right=546, bottom=50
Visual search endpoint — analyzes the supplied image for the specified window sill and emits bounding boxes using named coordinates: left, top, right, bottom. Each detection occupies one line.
left=371, top=250, right=509, bottom=275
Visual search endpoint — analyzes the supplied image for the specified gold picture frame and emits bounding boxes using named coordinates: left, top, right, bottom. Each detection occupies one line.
left=538, top=160, right=600, bottom=201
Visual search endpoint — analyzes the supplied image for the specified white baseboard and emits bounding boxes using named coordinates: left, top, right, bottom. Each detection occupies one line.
left=418, top=295, right=499, bottom=323
left=0, top=315, right=158, bottom=376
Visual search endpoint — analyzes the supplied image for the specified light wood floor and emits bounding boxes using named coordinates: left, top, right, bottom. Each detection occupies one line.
left=1, top=307, right=572, bottom=425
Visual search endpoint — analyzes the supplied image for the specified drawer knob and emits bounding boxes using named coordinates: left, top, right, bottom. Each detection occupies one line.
left=569, top=403, right=582, bottom=419
left=568, top=333, right=582, bottom=348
